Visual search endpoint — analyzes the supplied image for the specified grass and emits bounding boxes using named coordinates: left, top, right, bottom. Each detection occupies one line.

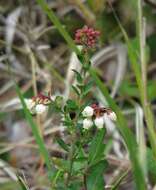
left=109, top=1, right=156, bottom=157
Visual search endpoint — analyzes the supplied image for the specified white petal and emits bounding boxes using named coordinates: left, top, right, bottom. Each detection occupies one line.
left=94, top=117, right=104, bottom=129
left=83, top=118, right=93, bottom=130
left=24, top=99, right=35, bottom=110
left=82, top=106, right=94, bottom=117
left=108, top=111, right=117, bottom=121
left=35, top=104, right=47, bottom=114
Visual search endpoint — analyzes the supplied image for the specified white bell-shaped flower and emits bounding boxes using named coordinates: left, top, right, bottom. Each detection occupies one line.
left=82, top=106, right=94, bottom=117
left=94, top=117, right=104, bottom=129
left=83, top=118, right=93, bottom=130
left=35, top=104, right=47, bottom=114
left=107, top=111, right=117, bottom=121
left=25, top=99, right=35, bottom=110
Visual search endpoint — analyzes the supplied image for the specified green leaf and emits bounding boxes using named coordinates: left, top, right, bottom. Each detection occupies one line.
left=73, top=159, right=87, bottom=173
left=56, top=137, right=69, bottom=152
left=76, top=84, right=84, bottom=92
left=82, top=80, right=94, bottom=97
left=63, top=114, right=73, bottom=127
left=55, top=96, right=63, bottom=108
left=72, top=69, right=83, bottom=83
left=88, top=128, right=106, bottom=166
left=71, top=85, right=80, bottom=96
left=66, top=99, right=78, bottom=110
left=147, top=148, right=156, bottom=182
left=68, top=182, right=82, bottom=190
left=87, top=160, right=108, bottom=190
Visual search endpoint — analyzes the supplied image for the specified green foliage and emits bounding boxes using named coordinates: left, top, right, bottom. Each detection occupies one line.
left=71, top=85, right=80, bottom=96
left=55, top=96, right=64, bottom=110
left=66, top=99, right=78, bottom=111
left=72, top=69, right=83, bottom=84
left=56, top=138, right=69, bottom=152
left=147, top=148, right=156, bottom=182
left=82, top=80, right=94, bottom=98
left=120, top=80, right=156, bottom=101
left=86, top=160, right=108, bottom=190
left=88, top=128, right=106, bottom=166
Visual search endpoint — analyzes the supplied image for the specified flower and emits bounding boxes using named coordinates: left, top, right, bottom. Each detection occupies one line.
left=23, top=92, right=52, bottom=115
left=35, top=104, right=47, bottom=114
left=75, top=25, right=100, bottom=48
left=94, top=117, right=104, bottom=129
left=107, top=111, right=117, bottom=121
left=25, top=99, right=35, bottom=110
left=82, top=106, right=94, bottom=117
left=32, top=93, right=51, bottom=105
left=83, top=118, right=93, bottom=130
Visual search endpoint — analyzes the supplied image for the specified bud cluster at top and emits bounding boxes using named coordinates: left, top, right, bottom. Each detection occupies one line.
left=75, top=25, right=100, bottom=49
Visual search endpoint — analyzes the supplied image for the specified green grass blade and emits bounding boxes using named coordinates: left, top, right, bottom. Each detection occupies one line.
left=15, top=84, right=52, bottom=175
left=87, top=160, right=108, bottom=190
left=136, top=0, right=156, bottom=157
left=135, top=104, right=147, bottom=176
left=109, top=2, right=156, bottom=156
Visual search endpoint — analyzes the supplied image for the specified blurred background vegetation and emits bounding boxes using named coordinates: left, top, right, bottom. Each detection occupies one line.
left=0, top=0, right=156, bottom=189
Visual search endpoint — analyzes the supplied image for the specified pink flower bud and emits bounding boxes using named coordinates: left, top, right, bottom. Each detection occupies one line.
left=74, top=26, right=100, bottom=49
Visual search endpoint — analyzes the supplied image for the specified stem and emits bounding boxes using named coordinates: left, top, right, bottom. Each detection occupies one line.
left=69, top=142, right=75, bottom=178
left=52, top=170, right=62, bottom=189
left=111, top=168, right=130, bottom=190
left=65, top=51, right=89, bottom=187
left=66, top=132, right=75, bottom=186
left=83, top=173, right=87, bottom=190
left=137, top=0, right=156, bottom=157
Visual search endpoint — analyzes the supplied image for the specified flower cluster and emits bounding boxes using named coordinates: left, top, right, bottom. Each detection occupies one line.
left=82, top=104, right=117, bottom=130
left=25, top=93, right=52, bottom=115
left=75, top=25, right=100, bottom=49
